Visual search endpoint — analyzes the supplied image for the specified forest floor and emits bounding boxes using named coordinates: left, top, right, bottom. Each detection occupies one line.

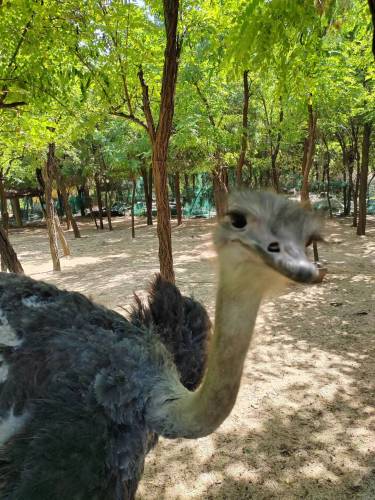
left=9, top=213, right=375, bottom=500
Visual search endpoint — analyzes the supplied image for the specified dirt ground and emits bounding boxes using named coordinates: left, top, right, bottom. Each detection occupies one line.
left=9, top=213, right=375, bottom=499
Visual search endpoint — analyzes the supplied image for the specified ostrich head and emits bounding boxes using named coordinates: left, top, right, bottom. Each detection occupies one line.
left=214, top=191, right=322, bottom=287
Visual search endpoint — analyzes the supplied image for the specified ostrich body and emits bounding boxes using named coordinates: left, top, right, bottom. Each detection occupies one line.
left=0, top=192, right=321, bottom=500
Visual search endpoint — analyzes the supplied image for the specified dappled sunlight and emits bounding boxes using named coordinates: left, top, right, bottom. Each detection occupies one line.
left=7, top=214, right=375, bottom=499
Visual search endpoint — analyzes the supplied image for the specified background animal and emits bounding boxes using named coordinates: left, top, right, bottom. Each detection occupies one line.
left=0, top=191, right=321, bottom=500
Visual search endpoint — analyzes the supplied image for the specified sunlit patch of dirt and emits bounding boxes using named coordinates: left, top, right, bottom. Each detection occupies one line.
left=8, top=214, right=375, bottom=499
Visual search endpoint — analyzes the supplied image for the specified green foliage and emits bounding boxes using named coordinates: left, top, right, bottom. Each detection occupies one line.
left=0, top=0, right=374, bottom=195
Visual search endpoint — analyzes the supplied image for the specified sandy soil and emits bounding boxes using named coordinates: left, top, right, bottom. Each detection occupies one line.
left=9, top=213, right=375, bottom=499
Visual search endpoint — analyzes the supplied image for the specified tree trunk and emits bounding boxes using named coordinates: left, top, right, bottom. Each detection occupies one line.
left=353, top=167, right=360, bottom=227
left=357, top=122, right=372, bottom=235
left=213, top=169, right=227, bottom=218
left=184, top=174, right=189, bottom=191
left=55, top=166, right=81, bottom=237
left=0, top=172, right=9, bottom=232
left=10, top=197, right=23, bottom=227
left=94, top=173, right=104, bottom=230
left=301, top=98, right=317, bottom=204
left=77, top=185, right=86, bottom=217
left=54, top=215, right=70, bottom=257
left=137, top=0, right=180, bottom=283
left=0, top=226, right=23, bottom=274
left=131, top=178, right=136, bottom=239
left=322, top=134, right=332, bottom=218
left=43, top=143, right=61, bottom=272
left=105, top=188, right=113, bottom=231
left=271, top=155, right=280, bottom=193
left=346, top=159, right=354, bottom=216
left=236, top=70, right=249, bottom=187
left=175, top=173, right=182, bottom=225
left=153, top=153, right=174, bottom=282
left=0, top=170, right=9, bottom=271
left=141, top=164, right=153, bottom=225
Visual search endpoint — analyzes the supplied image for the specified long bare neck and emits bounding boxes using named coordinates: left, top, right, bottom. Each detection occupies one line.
left=146, top=260, right=265, bottom=439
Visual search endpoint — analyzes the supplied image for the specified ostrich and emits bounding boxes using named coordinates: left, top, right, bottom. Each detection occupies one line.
left=0, top=191, right=321, bottom=500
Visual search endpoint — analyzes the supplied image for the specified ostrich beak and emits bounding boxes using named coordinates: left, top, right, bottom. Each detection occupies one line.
left=255, top=241, right=319, bottom=284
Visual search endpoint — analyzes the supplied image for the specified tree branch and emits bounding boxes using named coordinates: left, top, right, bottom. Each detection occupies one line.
left=138, top=67, right=156, bottom=141
left=0, top=101, right=27, bottom=109
left=110, top=110, right=148, bottom=132
left=193, top=81, right=215, bottom=128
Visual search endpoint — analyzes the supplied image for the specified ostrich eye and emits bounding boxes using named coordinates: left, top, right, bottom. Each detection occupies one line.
left=228, top=211, right=247, bottom=229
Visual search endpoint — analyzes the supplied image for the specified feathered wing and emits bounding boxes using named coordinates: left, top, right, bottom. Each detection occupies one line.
left=130, top=274, right=211, bottom=390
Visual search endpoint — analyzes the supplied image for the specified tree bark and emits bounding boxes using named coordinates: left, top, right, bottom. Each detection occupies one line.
left=270, top=98, right=283, bottom=193
left=137, top=0, right=181, bottom=283
left=368, top=0, right=375, bottom=59
left=174, top=173, right=182, bottom=225
left=94, top=173, right=105, bottom=230
left=357, top=122, right=372, bottom=235
left=55, top=165, right=81, bottom=238
left=55, top=166, right=81, bottom=238
left=141, top=164, right=153, bottom=225
left=131, top=178, right=136, bottom=239
left=54, top=215, right=70, bottom=257
left=213, top=169, right=227, bottom=218
left=77, top=185, right=86, bottom=217
left=236, top=70, right=249, bottom=187
left=0, top=226, right=23, bottom=274
left=0, top=170, right=9, bottom=271
left=43, top=143, right=61, bottom=272
left=105, top=187, right=113, bottom=231
left=10, top=197, right=23, bottom=227
left=0, top=171, right=9, bottom=233
left=351, top=122, right=360, bottom=227
left=301, top=98, right=317, bottom=204
left=322, top=134, right=332, bottom=218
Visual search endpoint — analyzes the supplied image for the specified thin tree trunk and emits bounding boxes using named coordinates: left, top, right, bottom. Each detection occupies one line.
left=94, top=173, right=104, bottom=230
left=141, top=165, right=153, bottom=225
left=0, top=226, right=23, bottom=274
left=55, top=166, right=81, bottom=238
left=0, top=172, right=9, bottom=233
left=175, top=173, right=182, bottom=225
left=105, top=188, right=113, bottom=231
left=353, top=167, right=360, bottom=227
left=301, top=97, right=317, bottom=204
left=352, top=128, right=360, bottom=227
left=347, top=159, right=354, bottom=216
left=77, top=185, right=86, bottom=217
left=357, top=122, right=372, bottom=235
left=322, top=134, right=332, bottom=218
left=43, top=143, right=61, bottom=272
left=131, top=178, right=136, bottom=239
left=236, top=70, right=249, bottom=187
left=0, top=170, right=9, bottom=271
left=10, top=197, right=23, bottom=227
left=184, top=174, right=189, bottom=190
left=213, top=169, right=227, bottom=218
left=54, top=215, right=70, bottom=256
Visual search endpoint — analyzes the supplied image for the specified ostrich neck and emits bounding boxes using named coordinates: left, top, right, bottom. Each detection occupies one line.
left=146, top=262, right=264, bottom=439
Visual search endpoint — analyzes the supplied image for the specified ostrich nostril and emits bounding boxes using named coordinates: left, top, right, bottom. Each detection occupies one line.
left=267, top=242, right=280, bottom=253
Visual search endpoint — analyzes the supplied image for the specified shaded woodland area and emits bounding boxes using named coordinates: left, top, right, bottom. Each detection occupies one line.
left=0, top=0, right=374, bottom=279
